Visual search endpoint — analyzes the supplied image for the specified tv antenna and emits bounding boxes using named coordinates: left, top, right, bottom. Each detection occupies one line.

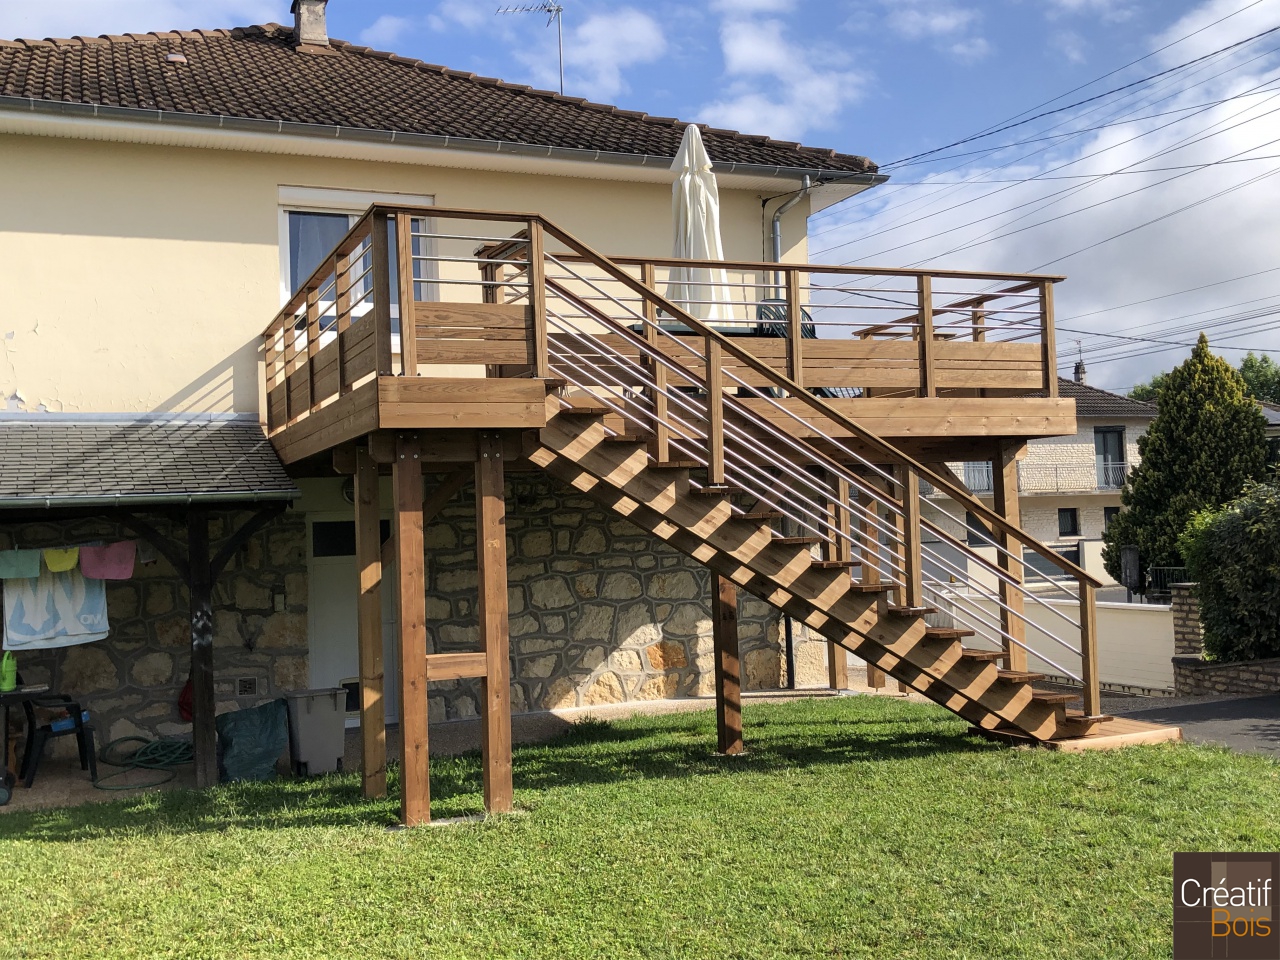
left=497, top=3, right=565, bottom=94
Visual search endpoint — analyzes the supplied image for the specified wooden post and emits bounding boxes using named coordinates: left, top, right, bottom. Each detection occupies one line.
left=336, top=249, right=352, bottom=396
left=528, top=220, right=550, bottom=379
left=917, top=274, right=935, bottom=398
left=187, top=509, right=216, bottom=789
left=641, top=262, right=670, bottom=462
left=395, top=212, right=418, bottom=378
left=305, top=281, right=321, bottom=412
left=706, top=336, right=725, bottom=485
left=354, top=446, right=386, bottom=799
left=371, top=211, right=394, bottom=377
left=712, top=575, right=743, bottom=755
left=858, top=482, right=888, bottom=689
left=476, top=432, right=513, bottom=813
left=992, top=440, right=1028, bottom=672
left=1040, top=280, right=1058, bottom=397
left=786, top=269, right=804, bottom=388
left=901, top=467, right=924, bottom=609
left=393, top=432, right=429, bottom=825
left=1080, top=581, right=1101, bottom=716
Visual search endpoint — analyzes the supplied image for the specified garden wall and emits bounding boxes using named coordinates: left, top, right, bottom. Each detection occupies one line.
left=1170, top=583, right=1280, bottom=696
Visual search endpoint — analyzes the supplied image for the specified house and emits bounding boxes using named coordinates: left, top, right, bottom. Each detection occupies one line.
left=932, top=375, right=1156, bottom=588
left=0, top=1, right=1168, bottom=824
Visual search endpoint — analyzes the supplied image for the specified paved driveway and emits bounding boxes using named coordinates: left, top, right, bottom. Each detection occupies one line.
left=1117, top=695, right=1280, bottom=757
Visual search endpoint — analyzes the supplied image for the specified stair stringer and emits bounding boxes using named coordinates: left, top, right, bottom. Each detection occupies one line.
left=529, top=415, right=1065, bottom=741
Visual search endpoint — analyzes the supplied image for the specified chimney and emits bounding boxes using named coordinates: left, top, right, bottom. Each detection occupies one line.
left=1073, top=359, right=1088, bottom=384
left=292, top=0, right=329, bottom=49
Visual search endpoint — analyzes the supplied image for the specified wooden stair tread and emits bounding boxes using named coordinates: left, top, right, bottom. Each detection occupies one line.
left=886, top=606, right=936, bottom=618
left=692, top=485, right=744, bottom=497
left=997, top=670, right=1046, bottom=683
left=539, top=377, right=569, bottom=391
left=773, top=536, right=820, bottom=546
left=847, top=582, right=891, bottom=593
left=603, top=434, right=645, bottom=444
left=1065, top=709, right=1115, bottom=723
left=811, top=560, right=856, bottom=569
left=1031, top=690, right=1078, bottom=705
left=649, top=460, right=700, bottom=470
left=737, top=510, right=783, bottom=521
left=923, top=627, right=975, bottom=640
left=959, top=648, right=1005, bottom=662
left=558, top=405, right=610, bottom=417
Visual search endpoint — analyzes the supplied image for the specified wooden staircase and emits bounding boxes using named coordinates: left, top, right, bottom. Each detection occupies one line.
left=528, top=408, right=1107, bottom=742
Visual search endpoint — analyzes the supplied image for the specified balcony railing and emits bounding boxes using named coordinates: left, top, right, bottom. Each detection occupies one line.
left=928, top=460, right=1131, bottom=497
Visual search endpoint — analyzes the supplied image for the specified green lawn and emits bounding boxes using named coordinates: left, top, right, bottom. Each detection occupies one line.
left=0, top=696, right=1276, bottom=959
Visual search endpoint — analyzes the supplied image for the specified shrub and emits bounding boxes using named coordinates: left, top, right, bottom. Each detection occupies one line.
left=1179, top=482, right=1280, bottom=661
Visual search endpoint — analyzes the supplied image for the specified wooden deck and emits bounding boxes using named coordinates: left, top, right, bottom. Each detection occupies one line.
left=977, top=716, right=1183, bottom=751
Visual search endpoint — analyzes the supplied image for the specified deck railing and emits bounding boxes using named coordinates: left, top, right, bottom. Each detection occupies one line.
left=261, top=205, right=1100, bottom=715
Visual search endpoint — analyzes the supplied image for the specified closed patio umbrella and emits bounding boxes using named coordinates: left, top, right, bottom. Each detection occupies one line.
left=665, top=124, right=730, bottom=322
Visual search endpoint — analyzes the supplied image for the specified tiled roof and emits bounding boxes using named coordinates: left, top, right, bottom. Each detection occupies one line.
left=1259, top=401, right=1280, bottom=428
left=0, top=24, right=877, bottom=175
left=1057, top=378, right=1157, bottom=418
left=0, top=418, right=298, bottom=507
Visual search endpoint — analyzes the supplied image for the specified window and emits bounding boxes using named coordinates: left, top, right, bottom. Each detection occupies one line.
left=1094, top=427, right=1126, bottom=488
left=288, top=211, right=352, bottom=294
left=1104, top=506, right=1120, bottom=530
left=965, top=511, right=991, bottom=547
left=312, top=520, right=392, bottom=558
left=1058, top=507, right=1080, bottom=538
left=1022, top=545, right=1079, bottom=580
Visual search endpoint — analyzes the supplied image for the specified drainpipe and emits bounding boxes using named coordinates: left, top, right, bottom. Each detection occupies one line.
left=768, top=176, right=811, bottom=689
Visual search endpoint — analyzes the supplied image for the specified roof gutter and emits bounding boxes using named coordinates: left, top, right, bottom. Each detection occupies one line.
left=0, top=489, right=300, bottom=510
left=0, top=94, right=886, bottom=186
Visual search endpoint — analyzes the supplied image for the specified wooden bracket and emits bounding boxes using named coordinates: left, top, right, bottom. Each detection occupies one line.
left=424, top=652, right=488, bottom=682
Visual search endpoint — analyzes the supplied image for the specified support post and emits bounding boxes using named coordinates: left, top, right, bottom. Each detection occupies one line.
left=900, top=466, right=924, bottom=609
left=528, top=220, right=550, bottom=379
left=917, top=274, right=936, bottom=398
left=1040, top=280, right=1058, bottom=397
left=187, top=509, right=216, bottom=789
left=393, top=432, right=429, bottom=825
left=395, top=212, right=418, bottom=377
left=371, top=211, right=394, bottom=377
left=858, top=482, right=887, bottom=689
left=785, top=269, right=804, bottom=388
left=354, top=446, right=386, bottom=799
left=992, top=440, right=1028, bottom=672
left=712, top=575, right=743, bottom=755
left=705, top=336, right=725, bottom=485
left=1080, top=581, right=1101, bottom=717
left=640, top=262, right=669, bottom=462
left=476, top=432, right=513, bottom=813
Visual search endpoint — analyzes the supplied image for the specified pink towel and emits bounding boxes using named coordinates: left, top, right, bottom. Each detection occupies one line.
left=79, top=541, right=136, bottom=580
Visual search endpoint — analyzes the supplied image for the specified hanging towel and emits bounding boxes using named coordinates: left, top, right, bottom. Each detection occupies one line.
left=80, top=541, right=136, bottom=580
left=42, top=547, right=79, bottom=573
left=0, top=549, right=40, bottom=580
left=3, top=566, right=108, bottom=650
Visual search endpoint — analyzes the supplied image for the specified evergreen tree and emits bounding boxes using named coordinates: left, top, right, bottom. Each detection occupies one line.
left=1103, top=334, right=1268, bottom=582
left=1128, top=372, right=1169, bottom=402
left=1239, top=352, right=1280, bottom=404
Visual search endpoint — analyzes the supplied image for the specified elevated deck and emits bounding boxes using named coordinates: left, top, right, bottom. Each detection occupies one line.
left=262, top=206, right=1075, bottom=465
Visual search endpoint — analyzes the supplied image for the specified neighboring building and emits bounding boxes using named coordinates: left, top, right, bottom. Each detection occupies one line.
left=933, top=376, right=1157, bottom=587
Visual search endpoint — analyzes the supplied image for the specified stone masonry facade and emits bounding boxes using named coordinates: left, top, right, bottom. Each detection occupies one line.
left=0, top=511, right=308, bottom=752
left=1170, top=582, right=1280, bottom=696
left=417, top=471, right=812, bottom=723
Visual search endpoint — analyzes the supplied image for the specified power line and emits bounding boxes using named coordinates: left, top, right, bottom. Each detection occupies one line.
left=882, top=22, right=1280, bottom=168
left=1058, top=267, right=1280, bottom=322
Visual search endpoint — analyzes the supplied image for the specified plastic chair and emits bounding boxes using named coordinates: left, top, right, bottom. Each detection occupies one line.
left=19, top=697, right=97, bottom=788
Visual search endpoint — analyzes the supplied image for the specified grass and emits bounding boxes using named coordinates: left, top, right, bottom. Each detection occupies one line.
left=0, top=695, right=1276, bottom=959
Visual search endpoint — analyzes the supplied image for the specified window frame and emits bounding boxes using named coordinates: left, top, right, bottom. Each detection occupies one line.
left=1057, top=507, right=1081, bottom=538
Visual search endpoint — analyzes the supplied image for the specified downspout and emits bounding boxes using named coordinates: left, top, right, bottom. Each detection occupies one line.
left=768, top=175, right=812, bottom=689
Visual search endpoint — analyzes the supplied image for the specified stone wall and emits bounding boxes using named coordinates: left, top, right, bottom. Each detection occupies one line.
left=1169, top=582, right=1280, bottom=696
left=0, top=510, right=308, bottom=749
left=417, top=471, right=812, bottom=722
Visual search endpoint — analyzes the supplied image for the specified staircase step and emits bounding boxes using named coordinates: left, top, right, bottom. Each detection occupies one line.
left=959, top=648, right=1005, bottom=662
left=559, top=404, right=610, bottom=417
left=848, top=582, right=892, bottom=593
left=923, top=627, right=975, bottom=640
left=1065, top=708, right=1114, bottom=722
left=810, top=559, right=856, bottom=569
left=692, top=484, right=744, bottom=497
left=603, top=434, right=646, bottom=444
left=773, top=536, right=820, bottom=546
left=738, top=510, right=784, bottom=521
left=539, top=377, right=569, bottom=391
left=887, top=605, right=936, bottom=618
left=997, top=670, right=1046, bottom=683
left=649, top=460, right=700, bottom=470
left=1031, top=690, right=1078, bottom=706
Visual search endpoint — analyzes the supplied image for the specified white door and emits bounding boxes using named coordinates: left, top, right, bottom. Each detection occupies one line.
left=307, top=515, right=401, bottom=724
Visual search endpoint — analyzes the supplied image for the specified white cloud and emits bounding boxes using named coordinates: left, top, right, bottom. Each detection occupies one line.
left=710, top=0, right=796, bottom=11
left=360, top=14, right=413, bottom=49
left=882, top=0, right=990, bottom=62
left=1052, top=29, right=1089, bottom=64
left=0, top=0, right=284, bottom=39
left=810, top=6, right=1280, bottom=392
left=514, top=8, right=667, bottom=99
left=427, top=0, right=487, bottom=34
left=698, top=14, right=865, bottom=141
left=1045, top=0, right=1138, bottom=21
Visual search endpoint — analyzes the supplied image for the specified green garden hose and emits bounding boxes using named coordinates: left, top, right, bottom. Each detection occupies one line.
left=94, top=736, right=195, bottom=790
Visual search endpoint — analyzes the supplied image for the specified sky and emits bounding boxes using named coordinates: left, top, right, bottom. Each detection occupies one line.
left=4, top=0, right=1280, bottom=392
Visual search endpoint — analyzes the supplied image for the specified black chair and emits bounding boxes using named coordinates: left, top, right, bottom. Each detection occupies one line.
left=19, top=696, right=97, bottom=788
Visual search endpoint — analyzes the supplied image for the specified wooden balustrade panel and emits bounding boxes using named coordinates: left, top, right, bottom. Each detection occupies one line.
left=310, top=334, right=343, bottom=400
left=266, top=382, right=288, bottom=431
left=932, top=340, right=1044, bottom=390
left=415, top=302, right=533, bottom=365
left=341, top=318, right=377, bottom=388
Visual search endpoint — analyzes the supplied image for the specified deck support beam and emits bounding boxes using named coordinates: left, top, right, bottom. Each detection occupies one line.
left=354, top=445, right=387, bottom=799
left=712, top=574, right=743, bottom=755
left=476, top=431, right=514, bottom=813
left=393, top=432, right=430, bottom=825
left=992, top=440, right=1028, bottom=673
